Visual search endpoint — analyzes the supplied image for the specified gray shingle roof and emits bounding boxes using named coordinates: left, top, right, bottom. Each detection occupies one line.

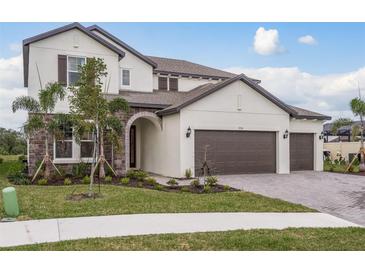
left=147, top=56, right=237, bottom=79
left=289, top=106, right=331, bottom=120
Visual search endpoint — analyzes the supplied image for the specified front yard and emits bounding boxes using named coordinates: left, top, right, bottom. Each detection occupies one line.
left=2, top=227, right=365, bottom=251
left=0, top=157, right=313, bottom=220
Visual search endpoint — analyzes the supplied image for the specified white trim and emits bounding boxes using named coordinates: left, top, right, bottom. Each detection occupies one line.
left=67, top=55, right=87, bottom=87
left=120, top=67, right=131, bottom=89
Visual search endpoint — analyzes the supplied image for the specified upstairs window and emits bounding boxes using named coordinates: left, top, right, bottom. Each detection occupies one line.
left=169, top=78, right=178, bottom=91
left=121, top=69, right=131, bottom=88
left=67, top=56, right=86, bottom=86
left=158, top=77, right=168, bottom=90
left=55, top=122, right=73, bottom=159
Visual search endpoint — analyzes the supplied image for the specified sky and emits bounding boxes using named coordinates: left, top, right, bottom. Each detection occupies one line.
left=1, top=22, right=365, bottom=130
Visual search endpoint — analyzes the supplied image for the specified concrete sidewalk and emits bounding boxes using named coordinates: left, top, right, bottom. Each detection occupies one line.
left=0, top=212, right=361, bottom=247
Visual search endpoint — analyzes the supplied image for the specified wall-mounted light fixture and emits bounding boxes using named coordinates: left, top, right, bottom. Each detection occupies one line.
left=319, top=131, right=324, bottom=140
left=186, top=126, right=192, bottom=138
left=283, top=129, right=289, bottom=139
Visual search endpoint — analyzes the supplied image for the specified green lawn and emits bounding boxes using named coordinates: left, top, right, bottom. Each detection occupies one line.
left=2, top=227, right=365, bottom=251
left=0, top=157, right=313, bottom=220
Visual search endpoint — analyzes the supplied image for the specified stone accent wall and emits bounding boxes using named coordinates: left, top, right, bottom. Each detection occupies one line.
left=112, top=107, right=160, bottom=176
left=27, top=107, right=159, bottom=176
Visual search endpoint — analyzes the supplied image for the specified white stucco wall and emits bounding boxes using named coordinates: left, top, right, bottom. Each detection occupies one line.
left=153, top=75, right=220, bottom=91
left=28, top=28, right=120, bottom=113
left=289, top=118, right=324, bottom=171
left=139, top=114, right=180, bottom=177
left=91, top=30, right=153, bottom=92
left=179, top=80, right=292, bottom=177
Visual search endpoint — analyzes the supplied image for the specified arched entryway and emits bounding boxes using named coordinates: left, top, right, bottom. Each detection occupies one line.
left=124, top=111, right=162, bottom=171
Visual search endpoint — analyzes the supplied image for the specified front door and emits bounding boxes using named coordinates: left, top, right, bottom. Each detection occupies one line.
left=130, top=125, right=136, bottom=168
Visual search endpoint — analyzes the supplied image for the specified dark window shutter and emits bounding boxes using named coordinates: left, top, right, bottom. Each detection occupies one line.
left=158, top=77, right=167, bottom=90
left=169, top=78, right=178, bottom=91
left=58, top=55, right=67, bottom=86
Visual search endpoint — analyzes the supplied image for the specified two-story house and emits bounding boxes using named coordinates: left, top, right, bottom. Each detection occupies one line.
left=23, top=22, right=330, bottom=178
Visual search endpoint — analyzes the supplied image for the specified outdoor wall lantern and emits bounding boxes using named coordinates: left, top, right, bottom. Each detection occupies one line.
left=283, top=129, right=289, bottom=139
left=186, top=126, right=192, bottom=138
left=319, top=131, right=324, bottom=140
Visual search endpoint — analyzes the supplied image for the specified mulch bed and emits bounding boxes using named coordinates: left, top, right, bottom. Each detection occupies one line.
left=10, top=175, right=240, bottom=194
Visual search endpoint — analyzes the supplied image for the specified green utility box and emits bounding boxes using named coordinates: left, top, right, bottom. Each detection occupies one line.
left=2, top=187, right=19, bottom=217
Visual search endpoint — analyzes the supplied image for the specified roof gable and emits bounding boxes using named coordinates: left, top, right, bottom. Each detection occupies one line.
left=22, top=22, right=125, bottom=87
left=87, top=25, right=157, bottom=68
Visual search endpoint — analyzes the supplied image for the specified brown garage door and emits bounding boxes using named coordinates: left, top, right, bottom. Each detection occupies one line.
left=290, top=133, right=314, bottom=171
left=194, top=130, right=276, bottom=175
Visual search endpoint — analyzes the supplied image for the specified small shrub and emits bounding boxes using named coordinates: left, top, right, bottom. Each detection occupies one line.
left=72, top=162, right=89, bottom=177
left=8, top=172, right=30, bottom=185
left=120, top=177, right=130, bottom=185
left=166, top=178, right=178, bottom=186
left=82, top=175, right=90, bottom=184
left=0, top=157, right=3, bottom=164
left=205, top=176, right=218, bottom=186
left=37, top=178, right=48, bottom=185
left=185, top=168, right=192, bottom=179
left=223, top=185, right=231, bottom=191
left=190, top=179, right=200, bottom=188
left=181, top=186, right=190, bottom=193
left=137, top=182, right=143, bottom=188
left=104, top=176, right=113, bottom=184
left=127, top=169, right=148, bottom=181
left=203, top=185, right=211, bottom=193
left=18, top=155, right=26, bottom=162
left=57, top=167, right=66, bottom=178
left=64, top=178, right=72, bottom=185
left=154, top=184, right=164, bottom=191
left=145, top=177, right=157, bottom=185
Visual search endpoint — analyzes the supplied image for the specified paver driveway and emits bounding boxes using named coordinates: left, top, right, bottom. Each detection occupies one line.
left=218, top=171, right=365, bottom=226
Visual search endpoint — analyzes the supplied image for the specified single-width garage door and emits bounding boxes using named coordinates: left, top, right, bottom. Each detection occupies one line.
left=290, top=133, right=314, bottom=171
left=194, top=130, right=276, bottom=175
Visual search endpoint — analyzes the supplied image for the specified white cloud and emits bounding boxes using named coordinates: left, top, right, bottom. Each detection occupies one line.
left=253, top=27, right=285, bottom=56
left=225, top=66, right=365, bottom=121
left=0, top=54, right=27, bottom=130
left=298, top=35, right=317, bottom=45
left=9, top=42, right=22, bottom=53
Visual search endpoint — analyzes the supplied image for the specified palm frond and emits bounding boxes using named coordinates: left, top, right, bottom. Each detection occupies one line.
left=23, top=114, right=44, bottom=137
left=12, top=96, right=40, bottom=113
left=39, top=82, right=66, bottom=113
left=105, top=116, right=123, bottom=134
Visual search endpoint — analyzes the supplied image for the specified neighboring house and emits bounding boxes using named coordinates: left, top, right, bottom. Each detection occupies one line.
left=23, top=22, right=331, bottom=178
left=323, top=121, right=362, bottom=143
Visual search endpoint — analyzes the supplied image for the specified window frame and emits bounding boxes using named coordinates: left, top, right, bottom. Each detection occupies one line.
left=169, top=77, right=178, bottom=91
left=53, top=123, right=74, bottom=162
left=120, top=68, right=132, bottom=89
left=80, top=131, right=95, bottom=163
left=67, top=55, right=87, bottom=87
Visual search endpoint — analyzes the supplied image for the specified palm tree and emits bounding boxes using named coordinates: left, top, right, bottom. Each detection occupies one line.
left=350, top=97, right=365, bottom=171
left=12, top=82, right=66, bottom=180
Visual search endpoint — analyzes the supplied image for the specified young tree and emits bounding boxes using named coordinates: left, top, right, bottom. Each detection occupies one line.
left=69, top=58, right=129, bottom=195
left=350, top=97, right=365, bottom=171
left=12, top=82, right=66, bottom=180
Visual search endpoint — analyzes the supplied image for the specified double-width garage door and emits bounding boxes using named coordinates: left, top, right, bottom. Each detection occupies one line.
left=194, top=130, right=276, bottom=175
left=290, top=133, right=314, bottom=171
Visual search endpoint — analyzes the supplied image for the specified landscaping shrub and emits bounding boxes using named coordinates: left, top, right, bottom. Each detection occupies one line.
left=0, top=157, right=3, bottom=164
left=104, top=176, right=113, bottom=184
left=154, top=184, right=164, bottom=191
left=205, top=176, right=218, bottom=186
left=82, top=175, right=90, bottom=184
left=223, top=185, right=231, bottom=191
left=190, top=179, right=200, bottom=188
left=18, top=155, right=26, bottom=162
left=137, top=182, right=143, bottom=188
left=144, top=177, right=157, bottom=185
left=185, top=168, right=192, bottom=179
left=120, top=177, right=130, bottom=185
left=64, top=178, right=72, bottom=185
left=127, top=169, right=148, bottom=181
left=37, top=178, right=48, bottom=185
left=7, top=161, right=29, bottom=185
left=166, top=178, right=178, bottom=186
left=203, top=185, right=211, bottom=193
left=72, top=162, right=89, bottom=177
